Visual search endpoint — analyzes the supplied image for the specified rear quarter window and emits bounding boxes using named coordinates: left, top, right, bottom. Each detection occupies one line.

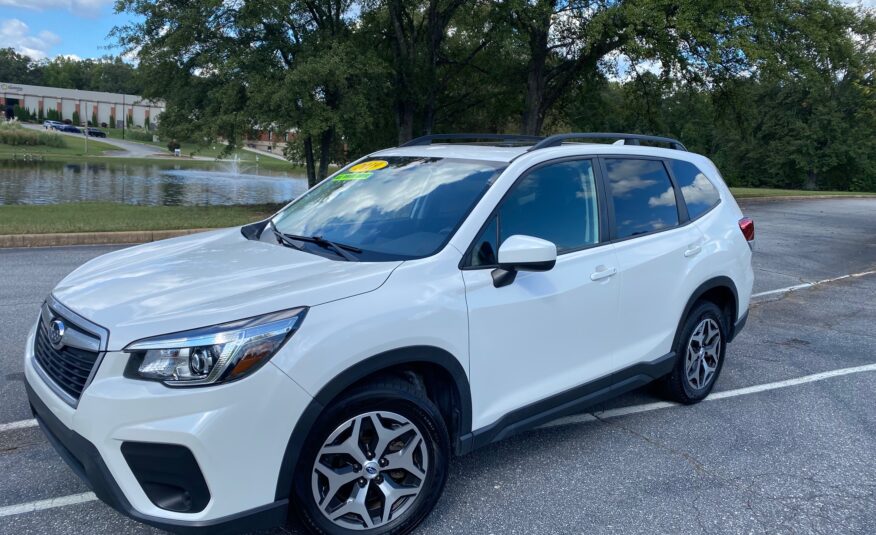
left=668, top=160, right=721, bottom=220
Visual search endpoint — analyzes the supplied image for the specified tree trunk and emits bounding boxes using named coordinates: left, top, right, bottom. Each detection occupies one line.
left=304, top=135, right=317, bottom=188
left=397, top=104, right=415, bottom=144
left=804, top=168, right=818, bottom=190
left=389, top=0, right=416, bottom=145
left=521, top=57, right=547, bottom=135
left=520, top=5, right=552, bottom=136
left=318, top=127, right=334, bottom=181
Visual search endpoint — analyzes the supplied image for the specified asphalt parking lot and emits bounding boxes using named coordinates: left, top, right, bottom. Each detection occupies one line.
left=1, top=198, right=874, bottom=534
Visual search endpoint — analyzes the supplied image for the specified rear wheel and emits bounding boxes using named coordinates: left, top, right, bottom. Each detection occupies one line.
left=292, top=377, right=449, bottom=535
left=663, top=301, right=727, bottom=404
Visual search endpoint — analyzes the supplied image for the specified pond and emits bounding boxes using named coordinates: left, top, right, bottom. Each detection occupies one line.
left=0, top=160, right=309, bottom=206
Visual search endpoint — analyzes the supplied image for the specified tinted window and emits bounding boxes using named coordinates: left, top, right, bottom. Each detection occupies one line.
left=272, top=156, right=502, bottom=260
left=604, top=158, right=679, bottom=239
left=668, top=159, right=720, bottom=219
left=468, top=160, right=599, bottom=264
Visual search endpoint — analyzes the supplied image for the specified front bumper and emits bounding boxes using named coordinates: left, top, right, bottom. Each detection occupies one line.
left=24, top=322, right=313, bottom=533
left=26, top=381, right=288, bottom=534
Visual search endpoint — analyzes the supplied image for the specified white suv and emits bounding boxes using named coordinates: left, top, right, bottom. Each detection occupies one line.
left=25, top=133, right=754, bottom=534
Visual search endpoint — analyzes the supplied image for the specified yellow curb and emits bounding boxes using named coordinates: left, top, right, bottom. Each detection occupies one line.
left=0, top=229, right=212, bottom=248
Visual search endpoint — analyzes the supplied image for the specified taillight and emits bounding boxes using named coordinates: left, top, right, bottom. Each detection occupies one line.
left=738, top=217, right=755, bottom=242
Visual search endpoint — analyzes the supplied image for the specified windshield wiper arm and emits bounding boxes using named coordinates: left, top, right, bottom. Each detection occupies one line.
left=280, top=233, right=361, bottom=261
left=272, top=227, right=306, bottom=252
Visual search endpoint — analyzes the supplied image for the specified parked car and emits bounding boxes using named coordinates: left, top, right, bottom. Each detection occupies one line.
left=43, top=120, right=63, bottom=130
left=25, top=133, right=754, bottom=535
left=57, top=125, right=81, bottom=134
left=85, top=128, right=107, bottom=138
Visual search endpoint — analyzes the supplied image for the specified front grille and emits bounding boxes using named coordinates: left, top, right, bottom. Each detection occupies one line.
left=33, top=316, right=101, bottom=401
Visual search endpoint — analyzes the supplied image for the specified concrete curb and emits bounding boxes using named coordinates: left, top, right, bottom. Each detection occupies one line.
left=736, top=194, right=876, bottom=203
left=0, top=228, right=210, bottom=249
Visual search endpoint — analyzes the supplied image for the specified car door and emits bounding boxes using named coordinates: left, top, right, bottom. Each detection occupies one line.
left=461, top=158, right=622, bottom=430
left=599, top=156, right=706, bottom=368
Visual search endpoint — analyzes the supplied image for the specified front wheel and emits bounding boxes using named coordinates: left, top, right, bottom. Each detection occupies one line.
left=662, top=301, right=727, bottom=404
left=292, top=377, right=450, bottom=535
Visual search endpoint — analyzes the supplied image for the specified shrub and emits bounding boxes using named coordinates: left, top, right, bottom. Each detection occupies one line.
left=100, top=122, right=108, bottom=128
left=92, top=111, right=98, bottom=127
left=72, top=111, right=81, bottom=126
left=0, top=123, right=65, bottom=147
left=125, top=130, right=154, bottom=143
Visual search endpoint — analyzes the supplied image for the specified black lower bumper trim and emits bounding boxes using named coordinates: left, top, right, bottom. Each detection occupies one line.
left=26, top=380, right=288, bottom=534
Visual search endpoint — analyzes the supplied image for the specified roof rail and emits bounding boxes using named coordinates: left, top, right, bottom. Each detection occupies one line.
left=528, top=133, right=687, bottom=152
left=400, top=133, right=545, bottom=147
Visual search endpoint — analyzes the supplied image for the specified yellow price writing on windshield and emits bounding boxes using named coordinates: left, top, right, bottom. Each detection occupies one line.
left=349, top=160, right=389, bottom=173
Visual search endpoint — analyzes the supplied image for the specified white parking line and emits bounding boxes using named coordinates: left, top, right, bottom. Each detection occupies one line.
left=2, top=363, right=875, bottom=519
left=0, top=419, right=37, bottom=433
left=752, top=269, right=876, bottom=299
left=541, top=362, right=876, bottom=429
left=0, top=492, right=96, bottom=518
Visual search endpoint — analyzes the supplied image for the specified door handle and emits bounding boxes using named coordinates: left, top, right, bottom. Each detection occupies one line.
left=590, top=266, right=617, bottom=281
left=684, top=245, right=702, bottom=258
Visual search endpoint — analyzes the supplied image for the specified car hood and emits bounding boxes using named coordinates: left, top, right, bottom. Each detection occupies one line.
left=53, top=228, right=401, bottom=350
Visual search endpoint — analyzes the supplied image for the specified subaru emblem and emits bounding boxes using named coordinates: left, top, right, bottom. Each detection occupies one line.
left=49, top=319, right=65, bottom=349
left=365, top=465, right=378, bottom=475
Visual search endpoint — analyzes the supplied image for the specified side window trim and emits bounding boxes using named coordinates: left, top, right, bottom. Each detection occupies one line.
left=597, top=155, right=685, bottom=243
left=459, top=155, right=608, bottom=270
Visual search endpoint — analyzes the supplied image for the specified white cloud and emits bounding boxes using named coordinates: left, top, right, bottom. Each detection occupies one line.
left=0, top=0, right=113, bottom=15
left=0, top=19, right=61, bottom=60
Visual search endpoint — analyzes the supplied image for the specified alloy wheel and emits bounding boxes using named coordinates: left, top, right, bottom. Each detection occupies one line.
left=685, top=318, right=721, bottom=390
left=311, top=411, right=429, bottom=530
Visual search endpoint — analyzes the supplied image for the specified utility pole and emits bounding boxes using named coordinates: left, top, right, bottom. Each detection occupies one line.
left=122, top=93, right=126, bottom=140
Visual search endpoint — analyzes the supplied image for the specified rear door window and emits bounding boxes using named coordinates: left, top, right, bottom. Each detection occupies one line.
left=667, top=159, right=721, bottom=219
left=603, top=158, right=679, bottom=239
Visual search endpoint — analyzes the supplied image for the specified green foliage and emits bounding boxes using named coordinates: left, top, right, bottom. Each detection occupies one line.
left=46, top=109, right=61, bottom=122
left=113, top=0, right=876, bottom=191
left=91, top=110, right=98, bottom=127
left=72, top=111, right=81, bottom=126
left=37, top=107, right=44, bottom=122
left=13, top=106, right=34, bottom=122
left=0, top=123, right=65, bottom=147
left=0, top=49, right=146, bottom=95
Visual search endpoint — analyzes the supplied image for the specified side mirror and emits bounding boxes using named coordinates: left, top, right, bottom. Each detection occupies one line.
left=492, top=235, right=557, bottom=288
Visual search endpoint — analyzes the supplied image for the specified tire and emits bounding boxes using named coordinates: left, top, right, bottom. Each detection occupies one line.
left=662, top=301, right=728, bottom=404
left=291, top=376, right=450, bottom=535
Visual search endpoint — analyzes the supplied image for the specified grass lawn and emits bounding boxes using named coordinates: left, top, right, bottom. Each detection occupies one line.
left=730, top=187, right=875, bottom=198
left=0, top=136, right=118, bottom=157
left=0, top=203, right=281, bottom=235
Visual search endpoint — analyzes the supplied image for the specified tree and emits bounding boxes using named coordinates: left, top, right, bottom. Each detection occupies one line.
left=0, top=48, right=41, bottom=84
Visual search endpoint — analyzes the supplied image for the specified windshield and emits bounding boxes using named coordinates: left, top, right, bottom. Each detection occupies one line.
left=271, top=156, right=504, bottom=261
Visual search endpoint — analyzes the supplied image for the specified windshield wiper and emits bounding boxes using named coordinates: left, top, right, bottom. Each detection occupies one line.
left=278, top=231, right=361, bottom=262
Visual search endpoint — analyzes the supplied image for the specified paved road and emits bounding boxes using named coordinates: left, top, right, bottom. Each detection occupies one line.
left=23, top=124, right=161, bottom=158
left=0, top=198, right=874, bottom=534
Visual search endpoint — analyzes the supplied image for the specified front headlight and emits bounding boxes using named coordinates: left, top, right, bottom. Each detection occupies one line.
left=124, top=307, right=306, bottom=386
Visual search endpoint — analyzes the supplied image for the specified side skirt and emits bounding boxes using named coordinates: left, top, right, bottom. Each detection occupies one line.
left=457, top=352, right=676, bottom=455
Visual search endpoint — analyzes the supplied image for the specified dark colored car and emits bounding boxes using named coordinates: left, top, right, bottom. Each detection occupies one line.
left=59, top=125, right=82, bottom=134
left=85, top=128, right=107, bottom=138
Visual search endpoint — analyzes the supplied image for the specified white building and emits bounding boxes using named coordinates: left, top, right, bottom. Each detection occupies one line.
left=0, top=82, right=165, bottom=129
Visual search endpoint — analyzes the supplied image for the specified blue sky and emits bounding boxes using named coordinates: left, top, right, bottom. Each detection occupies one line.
left=0, top=0, right=136, bottom=60
left=0, top=0, right=873, bottom=62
